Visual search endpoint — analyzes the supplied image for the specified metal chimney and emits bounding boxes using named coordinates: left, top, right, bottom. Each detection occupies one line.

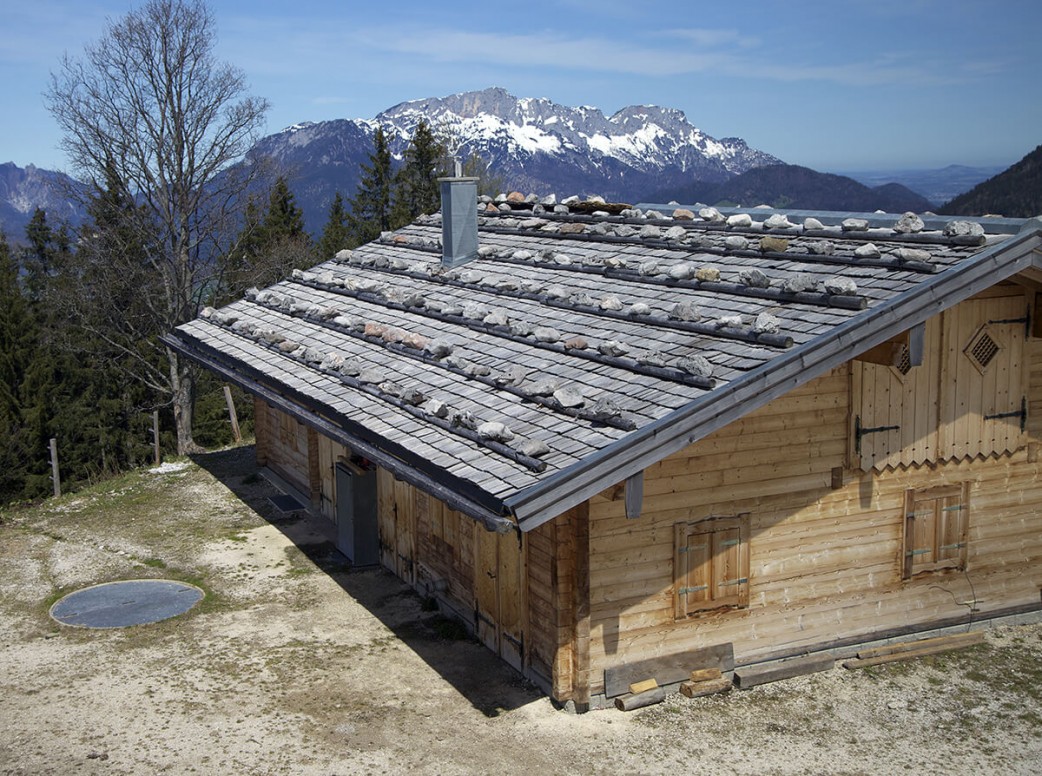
left=439, top=176, right=479, bottom=268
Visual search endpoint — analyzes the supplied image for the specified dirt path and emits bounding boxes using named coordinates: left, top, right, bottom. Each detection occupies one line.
left=1, top=447, right=1040, bottom=775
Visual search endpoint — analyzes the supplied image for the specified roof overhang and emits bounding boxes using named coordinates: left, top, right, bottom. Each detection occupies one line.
left=162, top=332, right=517, bottom=534
left=503, top=221, right=1042, bottom=532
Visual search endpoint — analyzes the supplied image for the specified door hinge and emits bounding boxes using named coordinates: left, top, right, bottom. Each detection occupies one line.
left=855, top=415, right=900, bottom=454
left=984, top=396, right=1027, bottom=432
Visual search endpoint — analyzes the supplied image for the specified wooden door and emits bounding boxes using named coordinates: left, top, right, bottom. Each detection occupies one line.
left=376, top=470, right=416, bottom=583
left=474, top=529, right=523, bottom=671
left=393, top=478, right=415, bottom=584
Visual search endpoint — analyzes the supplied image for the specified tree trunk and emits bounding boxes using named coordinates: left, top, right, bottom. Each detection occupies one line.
left=168, top=348, right=201, bottom=455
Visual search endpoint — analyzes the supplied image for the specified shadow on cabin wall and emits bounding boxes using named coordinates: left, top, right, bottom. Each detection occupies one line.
left=190, top=445, right=538, bottom=716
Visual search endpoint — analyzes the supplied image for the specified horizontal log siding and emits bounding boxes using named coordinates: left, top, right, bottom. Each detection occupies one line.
left=587, top=351, right=1042, bottom=697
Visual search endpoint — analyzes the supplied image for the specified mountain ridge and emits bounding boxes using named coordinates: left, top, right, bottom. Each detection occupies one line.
left=0, top=88, right=1022, bottom=240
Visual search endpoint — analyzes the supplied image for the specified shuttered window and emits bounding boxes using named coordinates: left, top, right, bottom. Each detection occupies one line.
left=902, top=484, right=969, bottom=579
left=674, top=515, right=749, bottom=618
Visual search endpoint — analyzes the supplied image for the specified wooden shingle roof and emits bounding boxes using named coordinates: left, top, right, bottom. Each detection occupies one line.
left=166, top=200, right=1042, bottom=531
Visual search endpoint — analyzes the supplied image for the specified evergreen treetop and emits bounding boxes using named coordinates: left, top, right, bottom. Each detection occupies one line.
left=347, top=127, right=396, bottom=247
left=315, top=191, right=350, bottom=261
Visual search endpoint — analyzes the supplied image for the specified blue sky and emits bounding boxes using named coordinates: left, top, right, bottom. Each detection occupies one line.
left=2, top=0, right=1040, bottom=174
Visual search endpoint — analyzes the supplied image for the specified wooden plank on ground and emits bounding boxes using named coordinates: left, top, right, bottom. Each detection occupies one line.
left=603, top=642, right=734, bottom=699
left=733, top=653, right=835, bottom=689
left=844, top=631, right=985, bottom=669
left=854, top=630, right=984, bottom=660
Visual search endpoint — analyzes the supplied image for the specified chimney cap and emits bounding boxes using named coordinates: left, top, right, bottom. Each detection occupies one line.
left=437, top=176, right=480, bottom=183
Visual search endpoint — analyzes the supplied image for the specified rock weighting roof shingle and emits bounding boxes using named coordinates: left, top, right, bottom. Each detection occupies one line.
left=164, top=196, right=1042, bottom=533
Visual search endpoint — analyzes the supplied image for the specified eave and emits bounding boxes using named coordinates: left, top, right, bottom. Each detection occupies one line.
left=161, top=331, right=517, bottom=534
left=503, top=222, right=1042, bottom=532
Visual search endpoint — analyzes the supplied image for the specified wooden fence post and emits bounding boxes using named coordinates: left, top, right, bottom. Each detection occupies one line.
left=49, top=437, right=61, bottom=498
left=153, top=410, right=161, bottom=465
left=223, top=385, right=242, bottom=443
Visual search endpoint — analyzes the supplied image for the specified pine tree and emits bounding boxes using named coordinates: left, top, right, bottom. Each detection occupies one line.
left=218, top=176, right=312, bottom=305
left=392, top=120, right=446, bottom=226
left=19, top=174, right=156, bottom=499
left=347, top=128, right=396, bottom=246
left=0, top=231, right=35, bottom=501
left=259, top=176, right=306, bottom=244
left=314, top=192, right=350, bottom=261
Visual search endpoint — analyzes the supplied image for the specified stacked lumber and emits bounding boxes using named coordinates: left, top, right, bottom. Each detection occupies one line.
left=842, top=631, right=984, bottom=669
left=608, top=643, right=735, bottom=711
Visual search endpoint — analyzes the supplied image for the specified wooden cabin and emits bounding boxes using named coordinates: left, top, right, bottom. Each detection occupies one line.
left=167, top=185, right=1042, bottom=708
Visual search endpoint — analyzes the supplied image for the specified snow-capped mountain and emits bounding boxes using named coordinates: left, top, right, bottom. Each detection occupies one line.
left=249, top=87, right=781, bottom=233
left=378, top=88, right=776, bottom=178
left=0, top=163, right=85, bottom=243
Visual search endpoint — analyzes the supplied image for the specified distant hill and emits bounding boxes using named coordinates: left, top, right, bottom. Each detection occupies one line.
left=941, top=145, right=1042, bottom=218
left=842, top=164, right=1005, bottom=206
left=650, top=164, right=933, bottom=213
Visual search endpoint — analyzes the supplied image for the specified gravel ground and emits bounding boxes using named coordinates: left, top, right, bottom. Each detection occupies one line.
left=1, top=446, right=1040, bottom=775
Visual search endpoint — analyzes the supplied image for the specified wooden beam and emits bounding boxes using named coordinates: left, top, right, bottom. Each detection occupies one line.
left=223, top=385, right=242, bottom=443
left=49, top=438, right=61, bottom=498
left=845, top=631, right=985, bottom=667
left=573, top=502, right=591, bottom=712
left=624, top=471, right=644, bottom=520
left=733, top=653, right=835, bottom=689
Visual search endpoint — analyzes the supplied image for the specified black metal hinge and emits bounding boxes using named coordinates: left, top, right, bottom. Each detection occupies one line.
left=502, top=631, right=524, bottom=659
left=854, top=415, right=900, bottom=455
left=985, top=396, right=1027, bottom=432
left=988, top=303, right=1031, bottom=337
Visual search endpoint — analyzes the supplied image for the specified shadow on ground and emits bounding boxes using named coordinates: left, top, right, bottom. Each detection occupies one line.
left=191, top=445, right=541, bottom=717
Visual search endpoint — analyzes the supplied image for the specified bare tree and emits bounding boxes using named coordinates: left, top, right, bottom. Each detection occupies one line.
left=46, top=0, right=269, bottom=454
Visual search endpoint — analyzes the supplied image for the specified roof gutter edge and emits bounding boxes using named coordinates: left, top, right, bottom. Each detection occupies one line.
left=506, top=223, right=1042, bottom=532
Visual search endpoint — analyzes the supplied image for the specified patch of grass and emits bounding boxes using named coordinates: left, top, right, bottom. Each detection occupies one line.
left=139, top=557, right=167, bottom=569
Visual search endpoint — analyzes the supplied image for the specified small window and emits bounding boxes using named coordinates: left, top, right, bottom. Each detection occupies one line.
left=674, top=515, right=750, bottom=618
left=902, top=484, right=969, bottom=579
left=965, top=326, right=1000, bottom=373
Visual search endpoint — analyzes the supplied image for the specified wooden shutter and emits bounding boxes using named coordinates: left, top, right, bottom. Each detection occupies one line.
left=711, top=524, right=747, bottom=609
left=903, top=484, right=968, bottom=578
left=938, top=295, right=1027, bottom=461
left=675, top=516, right=749, bottom=618
left=852, top=319, right=942, bottom=471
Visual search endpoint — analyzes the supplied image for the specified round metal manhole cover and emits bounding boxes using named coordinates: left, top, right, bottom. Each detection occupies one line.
left=50, top=579, right=204, bottom=628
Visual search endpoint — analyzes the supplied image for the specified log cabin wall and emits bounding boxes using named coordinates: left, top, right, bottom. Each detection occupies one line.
left=255, top=400, right=311, bottom=498
left=585, top=288, right=1042, bottom=700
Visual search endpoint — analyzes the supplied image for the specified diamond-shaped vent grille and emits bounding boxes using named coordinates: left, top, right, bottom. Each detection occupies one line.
left=965, top=327, right=1000, bottom=373
left=894, top=344, right=912, bottom=375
